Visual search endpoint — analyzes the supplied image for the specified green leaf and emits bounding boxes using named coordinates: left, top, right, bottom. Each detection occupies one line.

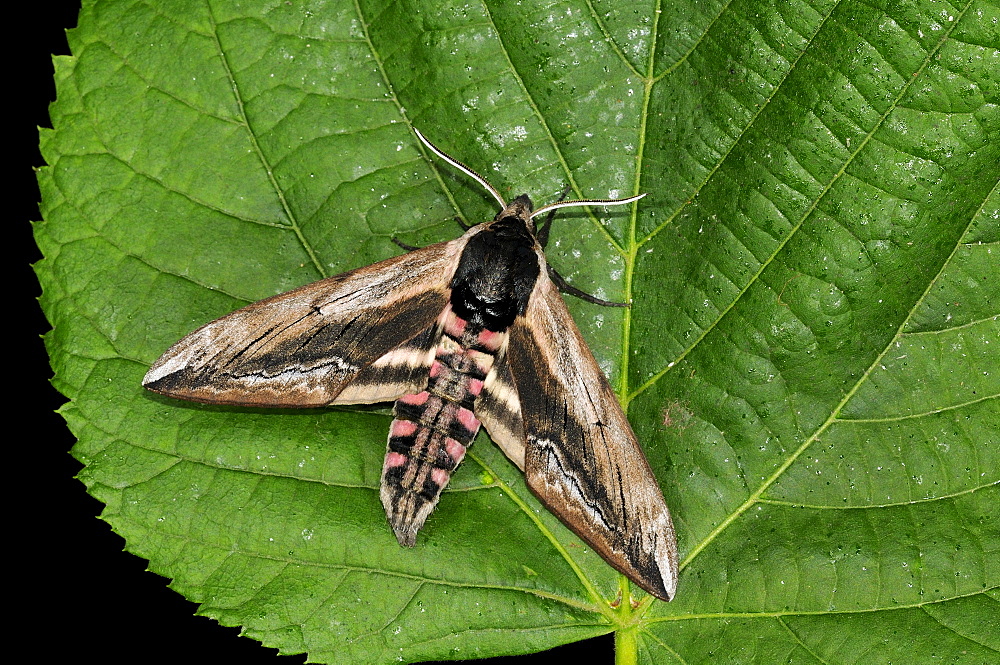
left=36, top=0, right=998, bottom=663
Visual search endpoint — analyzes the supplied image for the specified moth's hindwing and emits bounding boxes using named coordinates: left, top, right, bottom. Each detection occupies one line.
left=474, top=352, right=526, bottom=470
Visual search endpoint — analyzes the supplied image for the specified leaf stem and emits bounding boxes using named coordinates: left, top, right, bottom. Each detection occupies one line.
left=614, top=623, right=639, bottom=665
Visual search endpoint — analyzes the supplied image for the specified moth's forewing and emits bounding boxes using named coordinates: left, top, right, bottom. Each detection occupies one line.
left=504, top=275, right=678, bottom=601
left=143, top=240, right=464, bottom=406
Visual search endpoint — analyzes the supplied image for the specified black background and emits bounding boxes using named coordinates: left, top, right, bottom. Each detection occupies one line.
left=25, top=3, right=616, bottom=663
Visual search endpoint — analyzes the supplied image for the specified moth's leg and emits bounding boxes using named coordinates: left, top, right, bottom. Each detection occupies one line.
left=391, top=237, right=421, bottom=252
left=536, top=185, right=572, bottom=248
left=455, top=217, right=473, bottom=231
left=540, top=185, right=628, bottom=307
left=548, top=266, right=629, bottom=308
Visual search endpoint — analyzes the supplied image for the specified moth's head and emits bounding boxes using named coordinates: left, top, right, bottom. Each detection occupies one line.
left=493, top=194, right=537, bottom=234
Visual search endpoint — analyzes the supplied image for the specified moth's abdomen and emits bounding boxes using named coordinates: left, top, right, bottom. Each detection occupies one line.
left=380, top=307, right=505, bottom=546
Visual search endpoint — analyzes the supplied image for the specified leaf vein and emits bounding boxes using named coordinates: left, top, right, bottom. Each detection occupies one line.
left=204, top=2, right=326, bottom=277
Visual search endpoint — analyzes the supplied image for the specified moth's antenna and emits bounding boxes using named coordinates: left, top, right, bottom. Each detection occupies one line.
left=530, top=193, right=646, bottom=219
left=413, top=128, right=507, bottom=209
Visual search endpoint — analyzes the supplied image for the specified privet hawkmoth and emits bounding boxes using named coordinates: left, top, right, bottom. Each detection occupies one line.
left=143, top=130, right=679, bottom=601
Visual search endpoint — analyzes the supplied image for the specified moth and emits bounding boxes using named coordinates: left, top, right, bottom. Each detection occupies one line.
left=143, top=130, right=679, bottom=601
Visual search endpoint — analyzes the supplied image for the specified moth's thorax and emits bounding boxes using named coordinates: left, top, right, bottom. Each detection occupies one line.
left=450, top=197, right=543, bottom=331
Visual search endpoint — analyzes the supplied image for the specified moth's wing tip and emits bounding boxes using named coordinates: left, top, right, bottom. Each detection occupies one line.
left=626, top=559, right=676, bottom=602
left=141, top=371, right=170, bottom=393
left=141, top=367, right=161, bottom=389
left=606, top=548, right=676, bottom=602
left=142, top=352, right=185, bottom=390
left=141, top=363, right=189, bottom=396
left=644, top=526, right=679, bottom=601
left=644, top=575, right=677, bottom=602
